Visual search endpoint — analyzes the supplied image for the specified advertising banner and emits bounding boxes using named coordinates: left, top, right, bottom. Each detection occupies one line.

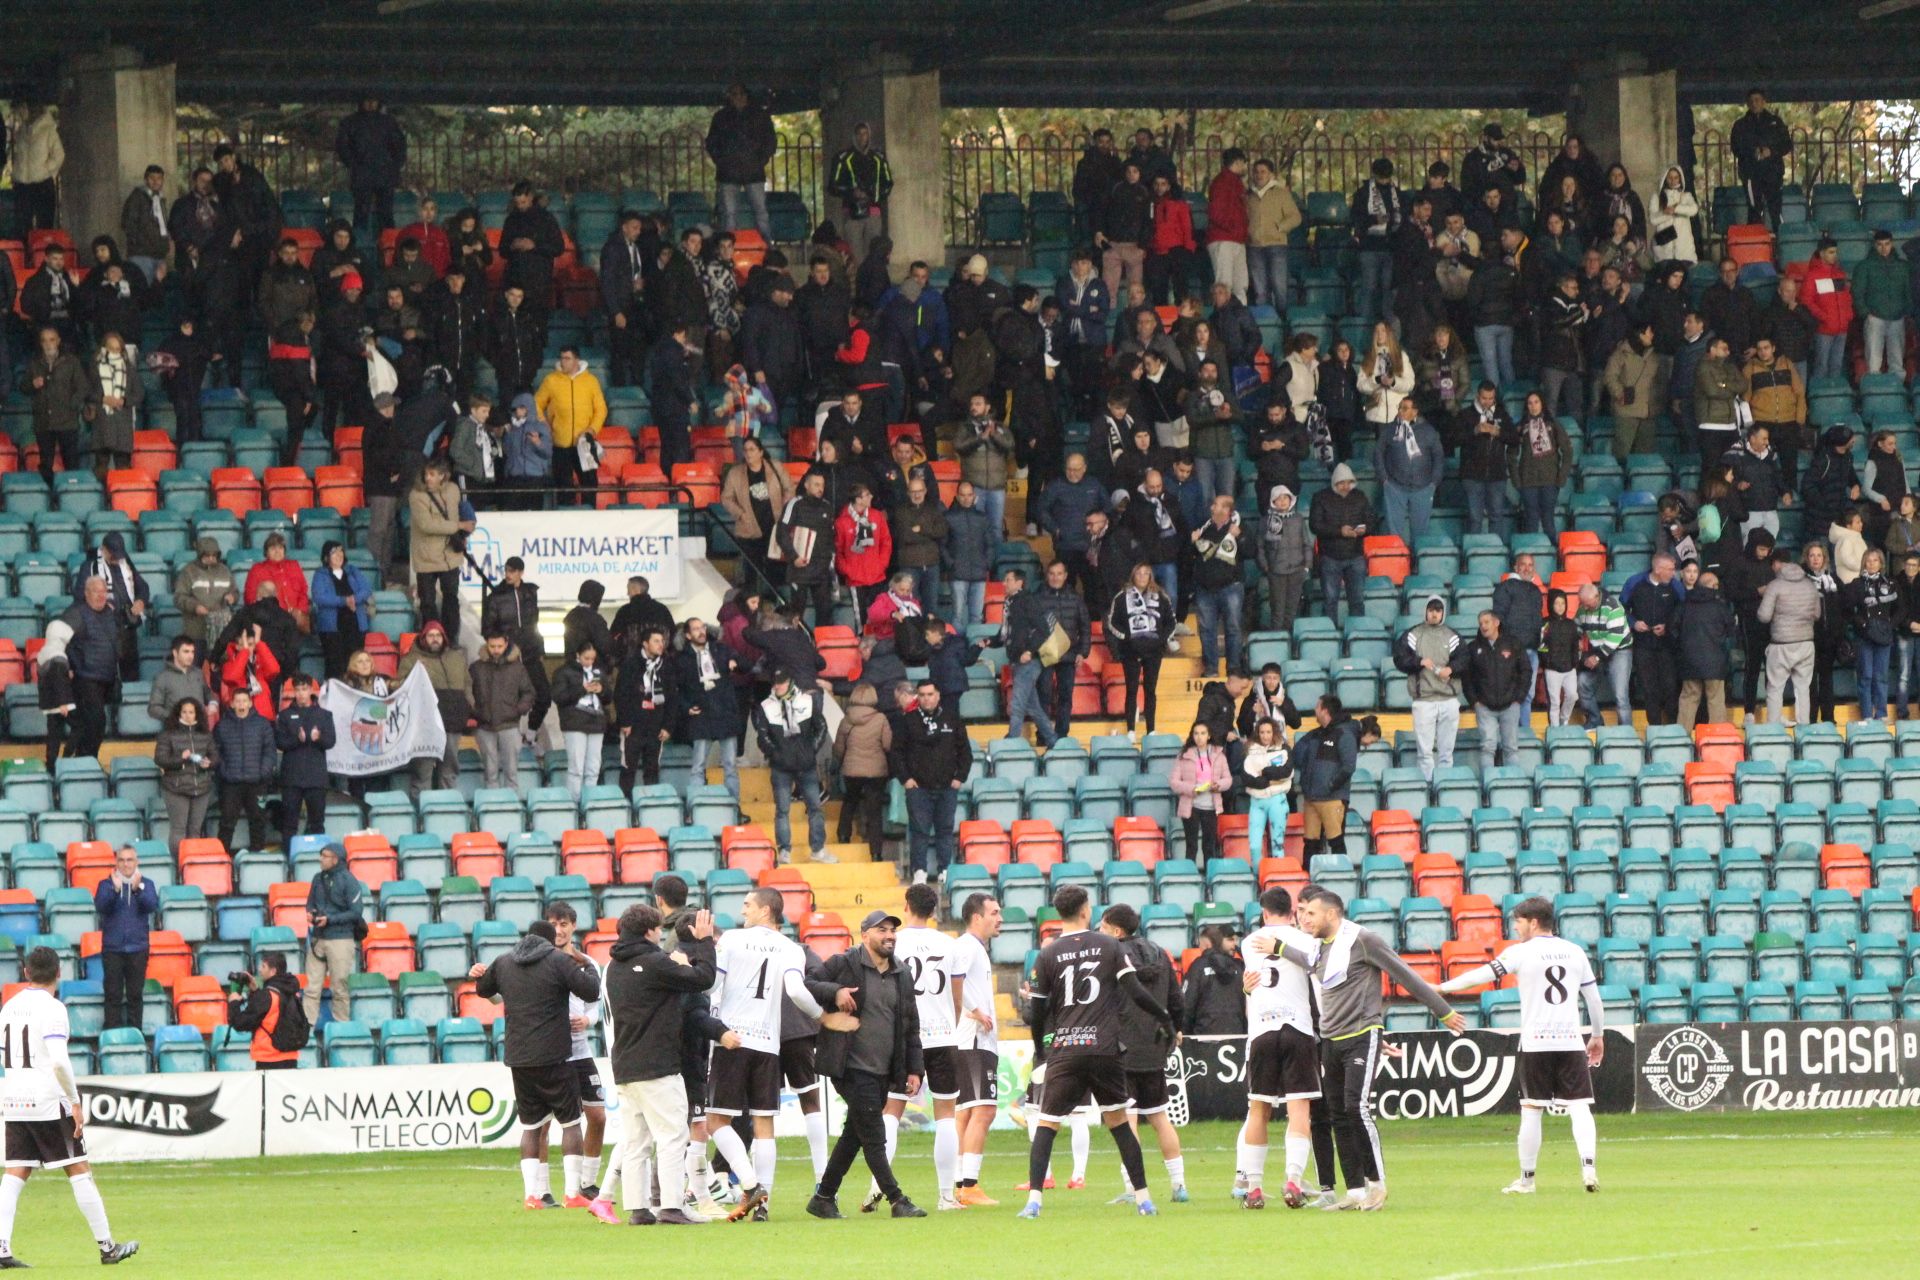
left=460, top=508, right=683, bottom=603
left=263, top=1061, right=523, bottom=1157
left=1170, top=1029, right=1638, bottom=1122
left=321, top=664, right=449, bottom=778
left=72, top=1072, right=263, bottom=1163
left=1635, top=1019, right=1920, bottom=1113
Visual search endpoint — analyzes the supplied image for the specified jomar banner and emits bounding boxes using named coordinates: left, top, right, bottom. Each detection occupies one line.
left=1635, top=1019, right=1920, bottom=1113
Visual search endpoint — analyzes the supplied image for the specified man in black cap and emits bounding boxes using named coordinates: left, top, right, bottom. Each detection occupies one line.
left=804, top=909, right=928, bottom=1220
left=1461, top=122, right=1525, bottom=206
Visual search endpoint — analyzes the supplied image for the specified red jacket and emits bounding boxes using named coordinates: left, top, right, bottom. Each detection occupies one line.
left=398, top=221, right=452, bottom=277
left=1149, top=195, right=1196, bottom=255
left=1206, top=170, right=1248, bottom=245
left=864, top=591, right=922, bottom=640
left=221, top=643, right=281, bottom=720
left=834, top=506, right=892, bottom=589
left=245, top=557, right=311, bottom=612
left=1803, top=256, right=1854, bottom=337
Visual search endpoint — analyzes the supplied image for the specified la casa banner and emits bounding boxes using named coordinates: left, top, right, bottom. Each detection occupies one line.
left=1635, top=1019, right=1920, bottom=1113
left=459, top=508, right=683, bottom=603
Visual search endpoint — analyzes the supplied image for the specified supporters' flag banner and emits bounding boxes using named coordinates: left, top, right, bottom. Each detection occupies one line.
left=1170, top=1030, right=1638, bottom=1122
left=459, top=508, right=684, bottom=603
left=71, top=1072, right=263, bottom=1162
left=1635, top=1020, right=1920, bottom=1113
left=322, top=664, right=449, bottom=778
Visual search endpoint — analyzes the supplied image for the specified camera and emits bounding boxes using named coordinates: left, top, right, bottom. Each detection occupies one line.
left=228, top=971, right=255, bottom=989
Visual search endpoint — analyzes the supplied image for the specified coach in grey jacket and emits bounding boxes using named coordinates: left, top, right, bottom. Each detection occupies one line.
left=1258, top=887, right=1461, bottom=1209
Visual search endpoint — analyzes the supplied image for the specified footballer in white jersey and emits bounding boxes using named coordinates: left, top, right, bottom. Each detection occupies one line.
left=1438, top=897, right=1605, bottom=1194
left=0, top=947, right=139, bottom=1266
left=894, top=922, right=961, bottom=1099
left=1233, top=889, right=1323, bottom=1210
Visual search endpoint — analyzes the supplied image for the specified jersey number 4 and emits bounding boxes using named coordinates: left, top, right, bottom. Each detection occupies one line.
left=1056, top=961, right=1102, bottom=1008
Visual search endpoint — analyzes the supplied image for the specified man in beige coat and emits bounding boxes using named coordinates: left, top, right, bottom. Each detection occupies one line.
left=409, top=457, right=472, bottom=642
left=1245, top=158, right=1302, bottom=313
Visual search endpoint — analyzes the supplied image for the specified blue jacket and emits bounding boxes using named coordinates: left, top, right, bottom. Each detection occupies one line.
left=1057, top=272, right=1112, bottom=349
left=60, top=601, right=122, bottom=684
left=1374, top=417, right=1446, bottom=490
left=943, top=501, right=998, bottom=581
left=213, top=710, right=278, bottom=783
left=1295, top=717, right=1360, bottom=803
left=876, top=283, right=950, bottom=357
left=310, top=565, right=374, bottom=635
left=502, top=393, right=554, bottom=479
left=1037, top=475, right=1109, bottom=552
left=94, top=875, right=158, bottom=954
left=1172, top=473, right=1210, bottom=532
left=308, top=862, right=365, bottom=941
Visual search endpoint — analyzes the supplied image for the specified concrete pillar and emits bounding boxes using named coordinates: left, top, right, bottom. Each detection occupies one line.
left=820, top=52, right=943, bottom=277
left=1570, top=53, right=1679, bottom=203
left=58, top=48, right=176, bottom=251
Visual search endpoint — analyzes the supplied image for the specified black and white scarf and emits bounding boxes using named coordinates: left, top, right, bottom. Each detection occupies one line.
left=1366, top=182, right=1401, bottom=236
left=693, top=644, right=719, bottom=688
left=1522, top=414, right=1556, bottom=456
left=1122, top=587, right=1160, bottom=637
left=1391, top=416, right=1424, bottom=461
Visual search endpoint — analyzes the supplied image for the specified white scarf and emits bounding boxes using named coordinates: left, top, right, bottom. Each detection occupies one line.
left=95, top=350, right=129, bottom=404
left=577, top=663, right=603, bottom=714
left=693, top=644, right=719, bottom=688
left=1318, top=918, right=1364, bottom=989
left=1123, top=587, right=1158, bottom=636
left=886, top=592, right=921, bottom=620
left=147, top=189, right=167, bottom=234
left=1392, top=417, right=1423, bottom=460
left=1523, top=414, right=1555, bottom=456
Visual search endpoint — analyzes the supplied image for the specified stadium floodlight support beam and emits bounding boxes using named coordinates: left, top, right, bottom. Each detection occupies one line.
left=819, top=49, right=944, bottom=280
left=58, top=46, right=177, bottom=256
left=1567, top=50, right=1678, bottom=205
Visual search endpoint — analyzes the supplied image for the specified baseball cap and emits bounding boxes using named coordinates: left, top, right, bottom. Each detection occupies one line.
left=860, top=909, right=901, bottom=931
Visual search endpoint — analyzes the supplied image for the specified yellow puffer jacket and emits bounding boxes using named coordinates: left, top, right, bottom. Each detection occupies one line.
left=534, top=365, right=608, bottom=449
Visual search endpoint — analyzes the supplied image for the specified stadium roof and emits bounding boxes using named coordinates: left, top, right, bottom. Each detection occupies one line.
left=13, top=0, right=1920, bottom=109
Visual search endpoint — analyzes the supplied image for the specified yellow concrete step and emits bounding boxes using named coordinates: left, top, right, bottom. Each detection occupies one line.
left=791, top=858, right=899, bottom=889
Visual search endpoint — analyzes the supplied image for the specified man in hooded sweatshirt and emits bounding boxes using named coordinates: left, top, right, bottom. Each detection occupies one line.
left=473, top=918, right=604, bottom=1210
left=1758, top=548, right=1821, bottom=724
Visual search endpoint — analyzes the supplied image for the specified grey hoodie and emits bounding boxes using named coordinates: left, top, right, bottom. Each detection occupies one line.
left=1758, top=563, right=1822, bottom=645
left=1258, top=495, right=1311, bottom=576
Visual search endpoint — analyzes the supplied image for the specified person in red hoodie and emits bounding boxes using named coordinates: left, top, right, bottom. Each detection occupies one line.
left=834, top=484, right=893, bottom=621
left=1146, top=173, right=1197, bottom=306
left=395, top=196, right=452, bottom=279
left=1206, top=148, right=1251, bottom=304
left=244, top=532, right=313, bottom=630
left=220, top=625, right=282, bottom=720
left=1804, top=235, right=1854, bottom=382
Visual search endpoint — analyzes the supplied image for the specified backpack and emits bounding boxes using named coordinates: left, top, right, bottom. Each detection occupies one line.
left=269, top=986, right=312, bottom=1053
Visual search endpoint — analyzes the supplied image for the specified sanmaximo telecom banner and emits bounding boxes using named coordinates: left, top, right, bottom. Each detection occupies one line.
left=1635, top=1020, right=1920, bottom=1113
left=461, top=508, right=683, bottom=602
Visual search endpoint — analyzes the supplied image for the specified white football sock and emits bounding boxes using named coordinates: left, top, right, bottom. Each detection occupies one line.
left=803, top=1109, right=829, bottom=1180
left=1246, top=1142, right=1269, bottom=1185
left=69, top=1173, right=111, bottom=1245
left=959, top=1151, right=983, bottom=1183
left=883, top=1112, right=899, bottom=1164
left=686, top=1140, right=712, bottom=1200
left=709, top=1125, right=757, bottom=1191
left=1069, top=1118, right=1090, bottom=1181
left=1235, top=1132, right=1250, bottom=1179
left=1284, top=1133, right=1310, bottom=1183
left=751, top=1138, right=778, bottom=1192
left=599, top=1140, right=623, bottom=1202
left=563, top=1153, right=583, bottom=1199
left=933, top=1116, right=959, bottom=1193
left=520, top=1157, right=542, bottom=1198
left=536, top=1159, right=552, bottom=1196
left=1164, top=1155, right=1185, bottom=1188
left=1568, top=1101, right=1597, bottom=1168
left=583, top=1149, right=604, bottom=1190
left=0, top=1172, right=25, bottom=1253
left=1517, top=1107, right=1543, bottom=1179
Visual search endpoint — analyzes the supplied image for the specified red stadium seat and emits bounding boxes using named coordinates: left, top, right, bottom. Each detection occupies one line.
left=958, top=820, right=1010, bottom=871
left=451, top=832, right=506, bottom=887
left=1370, top=809, right=1420, bottom=859
left=597, top=427, right=637, bottom=475
left=670, top=462, right=721, bottom=507
left=1113, top=816, right=1165, bottom=868
left=1216, top=814, right=1250, bottom=861
left=1257, top=856, right=1307, bottom=899
left=362, top=921, right=415, bottom=979
left=268, top=882, right=311, bottom=936
left=211, top=467, right=261, bottom=517
left=331, top=426, right=364, bottom=476
left=1011, top=819, right=1063, bottom=869
left=614, top=828, right=669, bottom=884
left=1362, top=535, right=1410, bottom=585
left=1820, top=844, right=1871, bottom=895
left=1450, top=894, right=1504, bottom=949
left=1694, top=724, right=1746, bottom=769
left=1441, top=940, right=1496, bottom=992
left=106, top=469, right=159, bottom=518
left=65, top=841, right=115, bottom=893
left=560, top=830, right=613, bottom=885
left=1684, top=763, right=1735, bottom=813
left=146, top=931, right=193, bottom=989
left=174, top=975, right=228, bottom=1034
left=1411, top=851, right=1463, bottom=908
left=178, top=839, right=233, bottom=896
left=131, top=430, right=177, bottom=480
left=723, top=826, right=777, bottom=879
left=343, top=833, right=398, bottom=892
left=799, top=910, right=850, bottom=962
left=816, top=626, right=861, bottom=682
left=758, top=867, right=815, bottom=921
left=314, top=465, right=364, bottom=515
left=1556, top=531, right=1607, bottom=584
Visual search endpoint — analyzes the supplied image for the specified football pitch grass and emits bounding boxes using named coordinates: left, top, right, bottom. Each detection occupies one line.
left=13, top=1111, right=1917, bottom=1277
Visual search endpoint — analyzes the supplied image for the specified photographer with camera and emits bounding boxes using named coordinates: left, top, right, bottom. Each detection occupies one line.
left=226, top=950, right=308, bottom=1069
left=303, top=843, right=364, bottom=1024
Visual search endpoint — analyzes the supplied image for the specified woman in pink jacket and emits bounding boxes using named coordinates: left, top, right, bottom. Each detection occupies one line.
left=1170, top=721, right=1231, bottom=866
